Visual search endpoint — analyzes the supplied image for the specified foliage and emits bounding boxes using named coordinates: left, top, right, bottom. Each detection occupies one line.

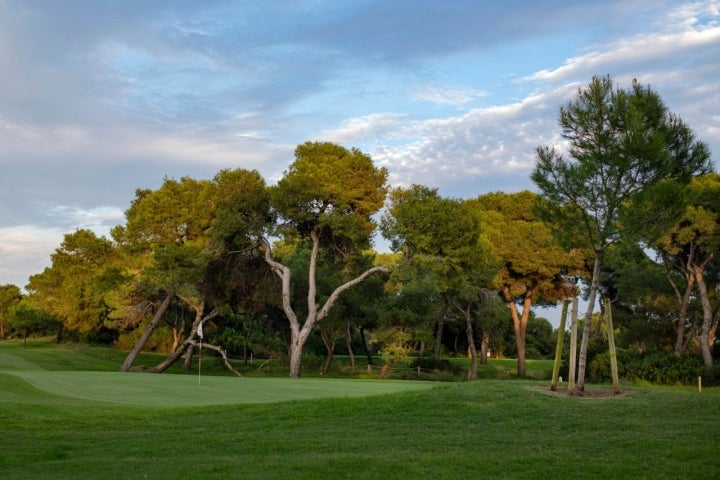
left=589, top=350, right=713, bottom=386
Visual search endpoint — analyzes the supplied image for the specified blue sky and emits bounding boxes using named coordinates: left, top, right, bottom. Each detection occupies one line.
left=1, top=0, right=719, bottom=295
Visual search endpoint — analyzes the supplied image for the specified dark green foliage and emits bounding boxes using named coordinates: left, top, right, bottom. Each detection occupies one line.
left=589, top=350, right=714, bottom=386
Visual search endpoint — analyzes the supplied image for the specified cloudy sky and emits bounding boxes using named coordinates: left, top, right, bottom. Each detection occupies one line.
left=1, top=0, right=719, bottom=291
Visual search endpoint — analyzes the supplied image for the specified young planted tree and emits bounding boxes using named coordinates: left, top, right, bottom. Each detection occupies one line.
left=472, top=191, right=581, bottom=376
left=532, top=75, right=712, bottom=392
left=265, top=142, right=389, bottom=378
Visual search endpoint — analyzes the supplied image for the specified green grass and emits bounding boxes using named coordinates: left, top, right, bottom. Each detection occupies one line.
left=1, top=340, right=719, bottom=479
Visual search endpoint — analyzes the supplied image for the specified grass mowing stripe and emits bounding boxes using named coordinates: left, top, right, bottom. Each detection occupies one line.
left=3, top=370, right=438, bottom=406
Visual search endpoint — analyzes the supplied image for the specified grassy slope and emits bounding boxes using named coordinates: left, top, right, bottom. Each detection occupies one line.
left=1, top=341, right=719, bottom=479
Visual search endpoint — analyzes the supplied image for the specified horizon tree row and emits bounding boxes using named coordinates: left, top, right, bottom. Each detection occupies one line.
left=0, top=75, right=716, bottom=383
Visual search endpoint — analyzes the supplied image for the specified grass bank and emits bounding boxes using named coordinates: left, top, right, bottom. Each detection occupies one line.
left=1, top=341, right=718, bottom=479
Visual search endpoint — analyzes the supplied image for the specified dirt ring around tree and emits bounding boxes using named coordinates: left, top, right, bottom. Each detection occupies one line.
left=532, top=385, right=632, bottom=399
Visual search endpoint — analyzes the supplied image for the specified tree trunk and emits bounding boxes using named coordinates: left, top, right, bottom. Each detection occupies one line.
left=345, top=320, right=356, bottom=370
left=360, top=326, right=373, bottom=366
left=261, top=233, right=387, bottom=378
left=503, top=286, right=534, bottom=376
left=171, top=319, right=185, bottom=353
left=551, top=299, right=569, bottom=392
left=693, top=260, right=715, bottom=369
left=377, top=361, right=394, bottom=380
left=480, top=330, right=489, bottom=365
left=320, top=329, right=335, bottom=374
left=183, top=346, right=194, bottom=370
left=150, top=309, right=218, bottom=373
left=464, top=306, right=478, bottom=381
left=120, top=291, right=174, bottom=372
left=243, top=315, right=255, bottom=365
left=433, top=303, right=448, bottom=361
left=568, top=297, right=578, bottom=395
left=604, top=298, right=621, bottom=395
left=577, top=253, right=602, bottom=395
left=55, top=323, right=64, bottom=344
left=662, top=251, right=695, bottom=356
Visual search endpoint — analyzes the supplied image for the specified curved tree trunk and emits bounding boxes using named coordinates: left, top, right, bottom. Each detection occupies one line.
left=503, top=286, right=534, bottom=377
left=120, top=291, right=174, bottom=372
left=320, top=328, right=336, bottom=374
left=262, top=233, right=387, bottom=378
left=150, top=309, right=218, bottom=373
left=694, top=259, right=715, bottom=369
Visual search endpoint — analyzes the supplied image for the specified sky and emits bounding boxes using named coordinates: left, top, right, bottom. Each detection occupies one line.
left=1, top=0, right=719, bottom=297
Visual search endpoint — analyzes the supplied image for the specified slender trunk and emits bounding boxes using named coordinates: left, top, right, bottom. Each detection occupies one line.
left=183, top=347, right=194, bottom=370
left=464, top=306, right=478, bottom=381
left=577, top=253, right=602, bottom=394
left=55, top=323, right=64, bottom=344
left=568, top=297, right=578, bottom=395
left=345, top=320, right=356, bottom=369
left=551, top=299, right=569, bottom=392
left=320, top=329, right=335, bottom=374
left=360, top=326, right=373, bottom=366
left=604, top=298, right=621, bottom=395
left=503, top=286, right=533, bottom=376
left=171, top=319, right=185, bottom=353
left=662, top=251, right=695, bottom=356
left=377, top=361, right=394, bottom=379
left=120, top=291, right=174, bottom=372
left=693, top=259, right=715, bottom=369
left=480, top=330, right=489, bottom=365
left=433, top=303, right=448, bottom=361
left=675, top=277, right=695, bottom=356
left=243, top=316, right=255, bottom=364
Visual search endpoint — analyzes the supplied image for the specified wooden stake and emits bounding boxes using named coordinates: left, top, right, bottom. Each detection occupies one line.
left=604, top=298, right=621, bottom=395
left=568, top=297, right=578, bottom=396
left=551, top=299, right=570, bottom=392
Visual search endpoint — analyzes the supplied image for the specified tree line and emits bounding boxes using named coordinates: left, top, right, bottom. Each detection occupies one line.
left=0, top=75, right=716, bottom=387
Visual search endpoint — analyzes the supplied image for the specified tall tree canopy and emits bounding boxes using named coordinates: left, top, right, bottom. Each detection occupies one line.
left=472, top=191, right=582, bottom=376
left=532, top=74, right=712, bottom=392
left=264, top=142, right=390, bottom=377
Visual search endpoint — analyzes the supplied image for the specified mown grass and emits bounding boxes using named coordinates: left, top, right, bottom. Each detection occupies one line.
left=1, top=340, right=718, bottom=479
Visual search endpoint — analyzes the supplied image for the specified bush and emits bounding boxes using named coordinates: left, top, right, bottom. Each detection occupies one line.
left=589, top=350, right=705, bottom=386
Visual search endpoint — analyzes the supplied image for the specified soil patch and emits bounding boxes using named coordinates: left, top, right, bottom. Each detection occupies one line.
left=532, top=385, right=631, bottom=399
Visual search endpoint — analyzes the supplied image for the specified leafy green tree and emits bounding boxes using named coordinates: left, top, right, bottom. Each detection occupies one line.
left=114, top=176, right=218, bottom=371
left=532, top=75, right=711, bottom=392
left=25, top=229, right=118, bottom=341
left=381, top=185, right=484, bottom=362
left=656, top=174, right=720, bottom=368
left=265, top=142, right=389, bottom=378
left=0, top=284, right=22, bottom=339
left=9, top=301, right=59, bottom=347
left=472, top=191, right=581, bottom=376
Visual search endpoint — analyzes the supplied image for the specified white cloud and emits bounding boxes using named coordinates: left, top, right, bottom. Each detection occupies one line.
left=413, top=85, right=487, bottom=106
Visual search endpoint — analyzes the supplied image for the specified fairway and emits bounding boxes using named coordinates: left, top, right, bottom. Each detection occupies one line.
left=0, top=350, right=436, bottom=407
left=1, top=343, right=719, bottom=480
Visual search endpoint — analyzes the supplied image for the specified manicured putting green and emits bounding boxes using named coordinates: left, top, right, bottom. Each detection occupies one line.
left=4, top=369, right=438, bottom=407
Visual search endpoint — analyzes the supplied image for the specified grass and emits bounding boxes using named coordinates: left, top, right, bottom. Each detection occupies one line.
left=1, top=340, right=719, bottom=479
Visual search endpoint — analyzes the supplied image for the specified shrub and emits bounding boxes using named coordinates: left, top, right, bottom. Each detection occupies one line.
left=589, top=350, right=705, bottom=386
